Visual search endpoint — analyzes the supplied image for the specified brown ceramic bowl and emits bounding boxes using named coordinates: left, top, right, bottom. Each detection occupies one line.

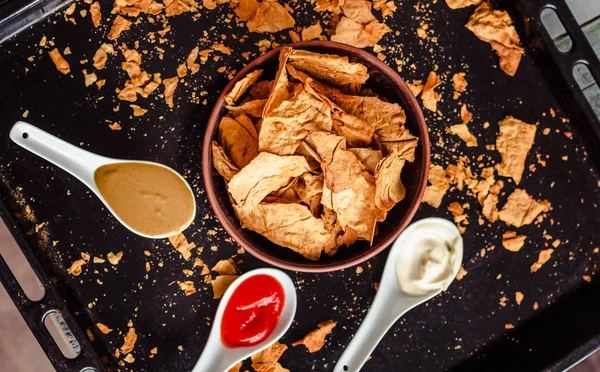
left=202, top=41, right=430, bottom=272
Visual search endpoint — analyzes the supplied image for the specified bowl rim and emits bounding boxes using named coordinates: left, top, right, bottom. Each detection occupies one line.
left=202, top=40, right=430, bottom=273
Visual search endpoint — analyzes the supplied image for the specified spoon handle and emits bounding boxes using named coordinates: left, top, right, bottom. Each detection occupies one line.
left=333, top=292, right=406, bottom=372
left=10, top=121, right=108, bottom=186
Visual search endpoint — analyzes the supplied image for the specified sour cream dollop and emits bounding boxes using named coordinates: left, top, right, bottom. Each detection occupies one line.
left=395, top=221, right=463, bottom=296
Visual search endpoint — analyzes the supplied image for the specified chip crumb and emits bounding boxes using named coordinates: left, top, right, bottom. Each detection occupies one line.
left=93, top=256, right=105, bottom=263
left=356, top=266, right=363, bottom=274
left=498, top=189, right=550, bottom=227
left=292, top=319, right=336, bottom=353
left=583, top=275, right=591, bottom=282
left=211, top=275, right=238, bottom=299
left=120, top=327, right=137, bottom=354
left=96, top=322, right=112, bottom=334
left=533, top=302, right=539, bottom=310
left=450, top=124, right=478, bottom=147
left=421, top=71, right=441, bottom=112
left=551, top=239, right=560, bottom=248
left=108, top=15, right=132, bottom=40
left=48, top=48, right=71, bottom=74
left=250, top=341, right=288, bottom=371
left=515, top=291, right=524, bottom=305
left=90, top=2, right=101, bottom=28
left=530, top=249, right=554, bottom=272
left=502, top=231, right=526, bottom=252
left=22, top=110, right=29, bottom=118
left=505, top=323, right=514, bottom=329
left=107, top=251, right=123, bottom=265
left=302, top=22, right=323, bottom=41
left=212, top=259, right=237, bottom=275
left=169, top=233, right=196, bottom=260
left=162, top=76, right=179, bottom=108
left=178, top=280, right=197, bottom=296
left=456, top=266, right=467, bottom=280
left=130, top=104, right=148, bottom=116
left=108, top=122, right=122, bottom=130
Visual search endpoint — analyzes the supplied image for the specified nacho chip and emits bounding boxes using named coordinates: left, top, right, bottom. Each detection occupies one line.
left=260, top=85, right=333, bottom=155
left=251, top=341, right=288, bottom=371
left=292, top=319, right=336, bottom=353
left=120, top=327, right=137, bottom=354
left=93, top=47, right=107, bottom=70
left=250, top=80, right=272, bottom=99
left=211, top=275, right=238, bottom=299
left=308, top=132, right=378, bottom=242
left=348, top=148, right=383, bottom=174
left=48, top=49, right=70, bottom=75
left=446, top=0, right=481, bottom=9
left=212, top=141, right=240, bottom=181
left=374, top=151, right=406, bottom=211
left=107, top=15, right=132, bottom=40
left=422, top=165, right=449, bottom=208
left=264, top=48, right=293, bottom=116
left=288, top=49, right=369, bottom=87
left=465, top=3, right=524, bottom=76
left=502, top=231, right=526, bottom=252
left=218, top=115, right=259, bottom=169
left=331, top=16, right=390, bottom=48
left=234, top=202, right=334, bottom=260
left=421, top=71, right=441, bottom=112
left=246, top=1, right=295, bottom=33
left=340, top=0, right=376, bottom=24
left=293, top=173, right=324, bottom=206
left=498, top=188, right=550, bottom=227
left=212, top=259, right=237, bottom=275
left=224, top=70, right=264, bottom=106
left=90, top=2, right=101, bottom=27
left=162, top=76, right=178, bottom=108
left=228, top=152, right=309, bottom=209
left=495, top=115, right=536, bottom=184
left=96, top=323, right=112, bottom=334
left=226, top=99, right=267, bottom=118
left=530, top=249, right=553, bottom=272
left=450, top=124, right=478, bottom=147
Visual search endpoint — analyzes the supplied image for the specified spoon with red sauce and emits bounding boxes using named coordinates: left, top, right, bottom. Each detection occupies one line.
left=192, top=268, right=297, bottom=372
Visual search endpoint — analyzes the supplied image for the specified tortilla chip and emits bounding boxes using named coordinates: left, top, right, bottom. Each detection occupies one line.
left=96, top=323, right=112, bottom=334
left=212, top=259, right=237, bottom=275
left=302, top=22, right=323, bottom=41
left=374, top=151, right=406, bottom=211
left=178, top=280, right=197, bottom=296
left=107, top=15, right=132, bottom=40
left=162, top=76, right=178, bottom=108
left=212, top=141, right=240, bottom=181
left=308, top=132, right=378, bottom=242
left=246, top=1, right=295, bottom=33
left=498, top=189, right=550, bottom=227
left=450, top=124, right=478, bottom=147
left=422, top=165, right=449, bottom=208
left=251, top=341, right=288, bottom=371
left=234, top=202, right=334, bottom=260
left=293, top=173, right=324, bottom=206
left=530, top=249, right=553, bottom=272
left=340, top=0, right=376, bottom=24
left=460, top=104, right=472, bottom=123
left=292, top=319, right=336, bottom=353
left=495, top=116, right=536, bottom=184
left=250, top=80, right=272, bottom=99
left=502, top=231, right=526, bottom=252
left=218, top=115, right=259, bottom=169
left=260, top=85, right=333, bottom=155
left=288, top=49, right=369, bottom=87
left=465, top=3, right=524, bottom=76
left=228, top=152, right=309, bottom=209
left=331, top=16, right=390, bottom=48
left=120, top=327, right=137, bottom=354
left=168, top=233, right=196, bottom=260
left=226, top=99, right=267, bottom=118
left=348, top=148, right=382, bottom=174
left=446, top=0, right=481, bottom=9
left=421, top=71, right=441, bottom=112
left=48, top=49, right=70, bottom=75
left=211, top=275, right=238, bottom=299
left=225, top=70, right=264, bottom=106
left=264, top=48, right=293, bottom=116
left=407, top=81, right=423, bottom=97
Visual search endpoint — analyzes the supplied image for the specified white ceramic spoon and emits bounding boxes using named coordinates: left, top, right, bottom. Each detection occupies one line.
left=9, top=121, right=196, bottom=238
left=192, top=268, right=297, bottom=372
left=334, top=218, right=463, bottom=372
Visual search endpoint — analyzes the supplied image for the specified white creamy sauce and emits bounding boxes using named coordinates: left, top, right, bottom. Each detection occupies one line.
left=395, top=222, right=463, bottom=296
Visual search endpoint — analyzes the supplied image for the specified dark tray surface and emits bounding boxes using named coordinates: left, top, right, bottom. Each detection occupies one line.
left=0, top=0, right=599, bottom=371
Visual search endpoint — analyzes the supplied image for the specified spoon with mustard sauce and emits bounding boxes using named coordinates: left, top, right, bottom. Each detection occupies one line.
left=192, top=268, right=297, bottom=372
left=10, top=121, right=196, bottom=238
left=334, top=218, right=463, bottom=372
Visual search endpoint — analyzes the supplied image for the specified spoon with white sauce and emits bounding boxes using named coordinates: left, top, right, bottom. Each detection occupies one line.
left=9, top=121, right=196, bottom=238
left=192, top=268, right=297, bottom=372
left=334, top=217, right=463, bottom=372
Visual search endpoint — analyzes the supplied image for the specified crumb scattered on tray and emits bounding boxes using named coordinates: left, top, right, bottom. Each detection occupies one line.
left=48, top=48, right=71, bottom=74
left=292, top=319, right=336, bottom=353
left=168, top=233, right=196, bottom=260
left=211, top=275, right=238, bottom=299
left=502, top=231, right=526, bottom=252
left=495, top=116, right=536, bottom=185
left=120, top=327, right=137, bottom=355
left=251, top=341, right=289, bottom=371
left=421, top=71, right=441, bottom=112
left=531, top=248, right=553, bottom=272
left=96, top=322, right=112, bottom=334
left=107, top=251, right=123, bottom=265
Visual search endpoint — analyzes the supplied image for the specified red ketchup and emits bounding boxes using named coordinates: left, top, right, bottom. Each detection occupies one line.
left=221, top=274, right=285, bottom=348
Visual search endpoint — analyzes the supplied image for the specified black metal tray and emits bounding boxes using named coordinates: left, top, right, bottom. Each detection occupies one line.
left=0, top=0, right=599, bottom=371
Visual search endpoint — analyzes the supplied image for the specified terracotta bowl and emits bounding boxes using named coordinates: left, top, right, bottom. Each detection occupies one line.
left=202, top=41, right=430, bottom=273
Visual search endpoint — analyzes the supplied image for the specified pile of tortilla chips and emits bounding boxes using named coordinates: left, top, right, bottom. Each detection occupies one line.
left=212, top=47, right=418, bottom=261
